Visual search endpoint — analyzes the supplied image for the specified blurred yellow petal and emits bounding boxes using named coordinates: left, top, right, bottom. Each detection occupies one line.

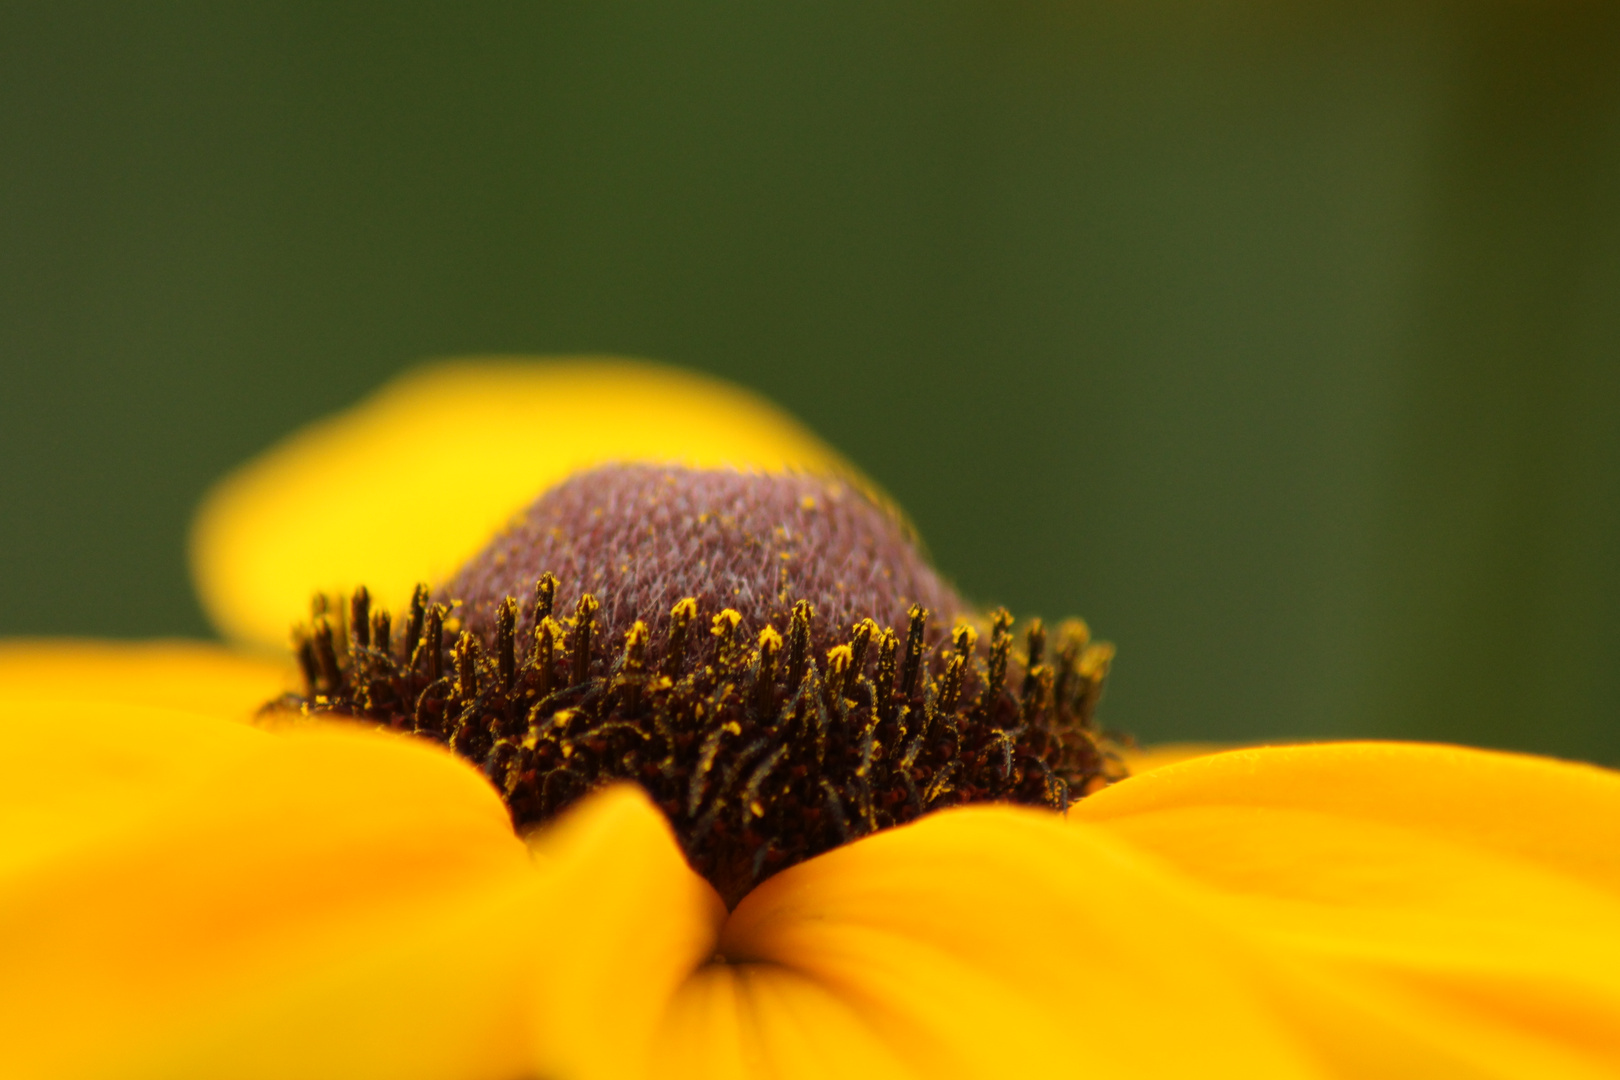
left=1077, top=743, right=1620, bottom=1078
left=525, top=784, right=726, bottom=1080
left=0, top=638, right=291, bottom=720
left=147, top=862, right=547, bottom=1080
left=163, top=784, right=726, bottom=1080
left=191, top=358, right=851, bottom=649
left=655, top=961, right=919, bottom=1080
left=1078, top=742, right=1620, bottom=892
left=714, top=805, right=1322, bottom=1080
left=0, top=699, right=537, bottom=1080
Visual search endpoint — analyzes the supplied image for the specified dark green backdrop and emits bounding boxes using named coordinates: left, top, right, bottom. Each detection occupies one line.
left=4, top=3, right=1618, bottom=762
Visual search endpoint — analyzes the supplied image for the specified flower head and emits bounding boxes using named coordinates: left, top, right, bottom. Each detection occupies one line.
left=274, top=459, right=1119, bottom=905
left=4, top=359, right=1620, bottom=1079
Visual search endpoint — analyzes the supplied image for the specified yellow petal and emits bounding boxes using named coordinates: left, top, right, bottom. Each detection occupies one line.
left=1116, top=739, right=1231, bottom=774
left=655, top=961, right=919, bottom=1080
left=191, top=358, right=850, bottom=649
left=0, top=638, right=291, bottom=720
left=167, top=784, right=725, bottom=1080
left=526, top=784, right=727, bottom=1080
left=0, top=699, right=537, bottom=1080
left=713, top=805, right=1322, bottom=1080
left=1078, top=742, right=1620, bottom=893
left=1078, top=742, right=1620, bottom=1078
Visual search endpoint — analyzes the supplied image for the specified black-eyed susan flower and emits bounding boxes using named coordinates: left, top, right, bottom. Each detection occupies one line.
left=3, top=360, right=1619, bottom=1080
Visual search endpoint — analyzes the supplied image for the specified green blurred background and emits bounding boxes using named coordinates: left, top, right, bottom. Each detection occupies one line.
left=3, top=2, right=1618, bottom=761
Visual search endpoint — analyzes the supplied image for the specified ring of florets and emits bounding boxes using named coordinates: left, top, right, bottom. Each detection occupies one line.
left=277, top=578, right=1122, bottom=907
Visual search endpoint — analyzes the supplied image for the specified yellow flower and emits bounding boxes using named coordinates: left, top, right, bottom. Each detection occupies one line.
left=4, top=359, right=1619, bottom=1079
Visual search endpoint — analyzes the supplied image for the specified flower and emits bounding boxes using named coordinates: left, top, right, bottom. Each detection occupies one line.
left=4, top=359, right=1620, bottom=1079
